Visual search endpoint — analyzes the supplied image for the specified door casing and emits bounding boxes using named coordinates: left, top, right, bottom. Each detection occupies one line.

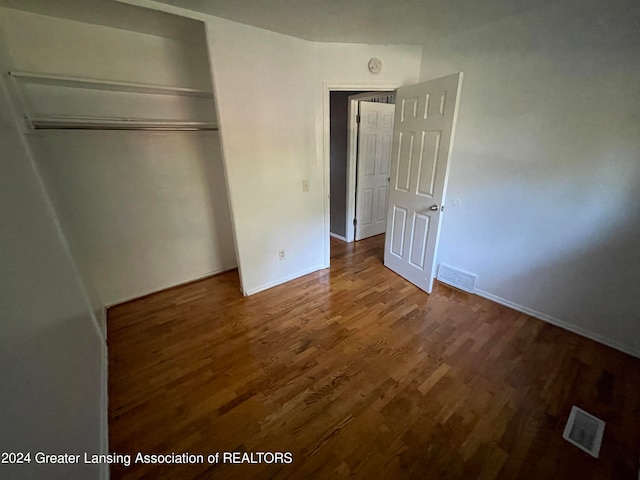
left=322, top=83, right=399, bottom=265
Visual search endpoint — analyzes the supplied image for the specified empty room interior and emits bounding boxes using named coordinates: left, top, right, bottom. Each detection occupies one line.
left=1, top=0, right=639, bottom=478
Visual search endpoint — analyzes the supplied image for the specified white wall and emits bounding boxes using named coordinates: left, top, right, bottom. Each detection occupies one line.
left=315, top=42, right=422, bottom=86
left=0, top=5, right=211, bottom=90
left=207, top=25, right=423, bottom=293
left=0, top=61, right=105, bottom=480
left=101, top=1, right=640, bottom=358
left=0, top=6, right=236, bottom=307
left=30, top=131, right=236, bottom=305
left=114, top=0, right=423, bottom=296
left=420, top=0, right=640, bottom=356
left=316, top=42, right=422, bottom=252
left=206, top=18, right=322, bottom=294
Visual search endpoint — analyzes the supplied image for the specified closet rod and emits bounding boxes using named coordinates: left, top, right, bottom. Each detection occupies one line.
left=32, top=125, right=219, bottom=131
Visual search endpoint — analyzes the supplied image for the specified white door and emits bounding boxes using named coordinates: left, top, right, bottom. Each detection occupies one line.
left=384, top=73, right=463, bottom=293
left=355, top=101, right=395, bottom=240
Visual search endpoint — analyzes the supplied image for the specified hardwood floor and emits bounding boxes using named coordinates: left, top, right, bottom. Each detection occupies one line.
left=108, top=235, right=640, bottom=479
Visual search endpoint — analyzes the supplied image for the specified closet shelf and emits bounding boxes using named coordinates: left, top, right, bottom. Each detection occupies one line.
left=9, top=71, right=214, bottom=98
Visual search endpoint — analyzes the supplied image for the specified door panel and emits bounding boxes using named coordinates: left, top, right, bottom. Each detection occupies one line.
left=384, top=73, right=463, bottom=293
left=390, top=206, right=407, bottom=257
left=355, top=101, right=395, bottom=240
left=417, top=131, right=441, bottom=197
left=376, top=185, right=388, bottom=222
left=364, top=134, right=376, bottom=175
left=361, top=188, right=373, bottom=224
left=395, top=132, right=413, bottom=192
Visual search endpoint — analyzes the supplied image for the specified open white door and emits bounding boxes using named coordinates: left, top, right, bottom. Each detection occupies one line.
left=355, top=101, right=395, bottom=240
left=384, top=73, right=463, bottom=293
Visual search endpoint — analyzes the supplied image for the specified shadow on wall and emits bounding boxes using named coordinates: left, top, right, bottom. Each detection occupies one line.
left=198, top=133, right=237, bottom=266
left=510, top=200, right=640, bottom=351
left=453, top=144, right=640, bottom=354
left=426, top=0, right=640, bottom=354
left=29, top=130, right=237, bottom=305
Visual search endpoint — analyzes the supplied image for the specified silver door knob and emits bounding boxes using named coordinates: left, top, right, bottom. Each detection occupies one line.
left=429, top=204, right=438, bottom=211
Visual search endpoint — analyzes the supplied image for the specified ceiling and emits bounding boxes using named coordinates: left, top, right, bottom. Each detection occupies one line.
left=0, top=0, right=203, bottom=41
left=152, top=0, right=561, bottom=45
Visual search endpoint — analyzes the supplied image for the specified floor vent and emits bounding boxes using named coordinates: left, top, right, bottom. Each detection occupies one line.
left=437, top=264, right=477, bottom=293
left=562, top=406, right=605, bottom=458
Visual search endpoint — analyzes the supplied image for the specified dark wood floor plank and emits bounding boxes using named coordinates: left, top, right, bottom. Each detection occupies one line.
left=108, top=234, right=640, bottom=479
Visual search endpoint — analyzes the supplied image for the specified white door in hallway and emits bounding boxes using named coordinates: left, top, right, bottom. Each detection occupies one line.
left=384, top=73, right=463, bottom=294
left=355, top=101, right=395, bottom=241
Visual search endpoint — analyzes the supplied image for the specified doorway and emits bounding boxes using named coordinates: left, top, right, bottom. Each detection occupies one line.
left=328, top=89, right=395, bottom=244
left=324, top=75, right=463, bottom=294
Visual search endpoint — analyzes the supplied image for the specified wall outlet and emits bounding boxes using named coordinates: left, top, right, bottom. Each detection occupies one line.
left=302, top=179, right=309, bottom=192
left=278, top=249, right=286, bottom=260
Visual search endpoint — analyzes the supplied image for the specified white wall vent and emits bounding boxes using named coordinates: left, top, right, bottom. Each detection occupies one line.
left=562, top=406, right=605, bottom=458
left=437, top=264, right=478, bottom=293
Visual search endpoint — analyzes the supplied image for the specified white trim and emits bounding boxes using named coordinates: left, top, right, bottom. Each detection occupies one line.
left=244, top=264, right=326, bottom=296
left=322, top=83, right=399, bottom=252
left=100, top=342, right=109, bottom=480
left=321, top=82, right=331, bottom=268
left=96, top=306, right=107, bottom=339
left=114, top=0, right=208, bottom=21
left=346, top=96, right=358, bottom=242
left=475, top=288, right=640, bottom=359
left=105, top=265, right=237, bottom=308
left=329, top=232, right=348, bottom=242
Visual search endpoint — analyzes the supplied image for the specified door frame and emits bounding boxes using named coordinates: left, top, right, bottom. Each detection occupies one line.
left=322, top=82, right=399, bottom=265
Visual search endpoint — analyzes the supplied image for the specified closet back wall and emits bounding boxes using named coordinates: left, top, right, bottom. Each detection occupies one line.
left=0, top=6, right=237, bottom=308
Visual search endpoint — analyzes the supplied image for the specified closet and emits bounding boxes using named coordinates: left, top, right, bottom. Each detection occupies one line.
left=0, top=0, right=237, bottom=332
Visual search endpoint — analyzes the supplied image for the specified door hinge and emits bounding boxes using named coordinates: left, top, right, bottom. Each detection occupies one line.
left=356, top=114, right=361, bottom=124
left=353, top=218, right=357, bottom=226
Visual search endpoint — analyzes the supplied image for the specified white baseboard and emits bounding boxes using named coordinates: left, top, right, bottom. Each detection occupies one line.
left=329, top=232, right=348, bottom=242
left=100, top=342, right=109, bottom=480
left=475, top=288, right=640, bottom=359
left=96, top=307, right=107, bottom=339
left=244, top=264, right=327, bottom=296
